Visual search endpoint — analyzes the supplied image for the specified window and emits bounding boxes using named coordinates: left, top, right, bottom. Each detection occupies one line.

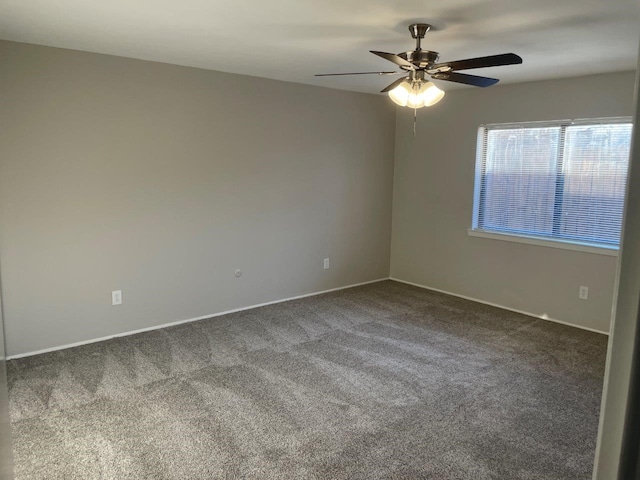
left=471, top=118, right=633, bottom=250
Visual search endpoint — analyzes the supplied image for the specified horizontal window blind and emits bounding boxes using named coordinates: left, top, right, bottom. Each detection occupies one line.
left=473, top=118, right=632, bottom=248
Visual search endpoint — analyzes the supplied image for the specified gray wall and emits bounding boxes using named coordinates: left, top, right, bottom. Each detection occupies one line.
left=0, top=41, right=396, bottom=357
left=390, top=72, right=637, bottom=334
left=593, top=58, right=640, bottom=479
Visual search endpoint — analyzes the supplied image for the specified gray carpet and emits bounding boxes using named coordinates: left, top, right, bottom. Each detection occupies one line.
left=7, top=280, right=607, bottom=479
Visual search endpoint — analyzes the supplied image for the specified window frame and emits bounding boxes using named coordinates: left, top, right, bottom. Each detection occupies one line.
left=470, top=117, right=633, bottom=255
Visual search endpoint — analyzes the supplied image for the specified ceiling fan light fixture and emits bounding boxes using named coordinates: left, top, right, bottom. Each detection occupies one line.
left=388, top=81, right=444, bottom=108
left=421, top=82, right=445, bottom=106
left=388, top=80, right=411, bottom=106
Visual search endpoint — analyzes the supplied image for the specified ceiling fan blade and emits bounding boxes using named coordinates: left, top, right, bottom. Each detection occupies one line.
left=431, top=72, right=499, bottom=87
left=370, top=51, right=415, bottom=70
left=433, top=53, right=522, bottom=72
left=315, top=71, right=401, bottom=77
left=380, top=77, right=408, bottom=93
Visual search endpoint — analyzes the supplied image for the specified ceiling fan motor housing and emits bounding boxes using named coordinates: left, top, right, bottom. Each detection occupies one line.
left=399, top=50, right=440, bottom=70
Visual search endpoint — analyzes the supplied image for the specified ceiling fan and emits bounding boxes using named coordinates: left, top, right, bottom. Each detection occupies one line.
left=316, top=23, right=523, bottom=109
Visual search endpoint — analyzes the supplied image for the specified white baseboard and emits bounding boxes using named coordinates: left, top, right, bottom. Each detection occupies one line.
left=389, top=277, right=609, bottom=336
left=9, top=275, right=607, bottom=360
left=7, top=277, right=391, bottom=360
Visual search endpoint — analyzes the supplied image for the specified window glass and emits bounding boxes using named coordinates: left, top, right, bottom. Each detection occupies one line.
left=481, top=127, right=560, bottom=236
left=474, top=119, right=632, bottom=248
left=558, top=124, right=632, bottom=245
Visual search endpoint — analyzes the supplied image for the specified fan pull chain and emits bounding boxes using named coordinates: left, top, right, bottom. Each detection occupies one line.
left=413, top=106, right=417, bottom=137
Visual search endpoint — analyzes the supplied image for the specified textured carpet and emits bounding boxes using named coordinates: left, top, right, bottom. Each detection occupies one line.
left=8, top=280, right=607, bottom=479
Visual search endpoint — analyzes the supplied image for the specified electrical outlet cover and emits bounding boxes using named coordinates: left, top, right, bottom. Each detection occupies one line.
left=579, top=286, right=589, bottom=300
left=112, top=290, right=122, bottom=305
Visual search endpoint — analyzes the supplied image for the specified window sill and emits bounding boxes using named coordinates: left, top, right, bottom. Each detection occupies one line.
left=467, top=229, right=619, bottom=257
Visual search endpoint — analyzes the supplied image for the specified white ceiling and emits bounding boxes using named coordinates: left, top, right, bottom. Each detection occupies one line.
left=1, top=0, right=638, bottom=94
